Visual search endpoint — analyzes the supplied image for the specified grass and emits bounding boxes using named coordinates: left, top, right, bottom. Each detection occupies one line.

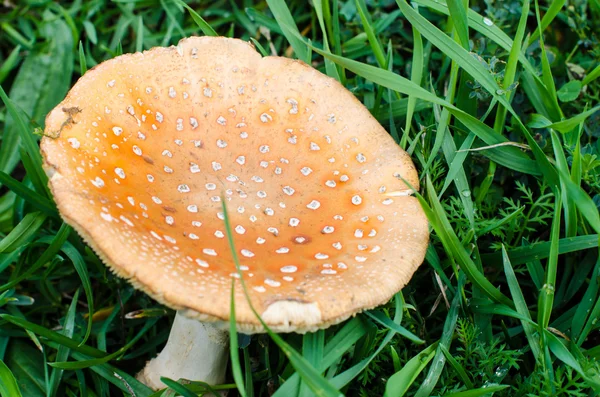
left=0, top=0, right=600, bottom=396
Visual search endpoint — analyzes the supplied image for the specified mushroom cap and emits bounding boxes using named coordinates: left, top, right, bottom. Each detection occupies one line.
left=41, top=37, right=428, bottom=333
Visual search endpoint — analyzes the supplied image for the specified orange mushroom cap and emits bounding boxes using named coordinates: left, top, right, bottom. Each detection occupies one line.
left=41, top=37, right=428, bottom=333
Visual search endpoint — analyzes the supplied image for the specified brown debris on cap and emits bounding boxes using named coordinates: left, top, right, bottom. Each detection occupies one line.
left=41, top=36, right=429, bottom=333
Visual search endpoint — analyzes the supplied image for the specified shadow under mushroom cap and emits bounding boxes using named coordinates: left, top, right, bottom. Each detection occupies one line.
left=41, top=36, right=429, bottom=334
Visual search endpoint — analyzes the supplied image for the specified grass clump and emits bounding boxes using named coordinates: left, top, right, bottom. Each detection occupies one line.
left=1, top=0, right=600, bottom=396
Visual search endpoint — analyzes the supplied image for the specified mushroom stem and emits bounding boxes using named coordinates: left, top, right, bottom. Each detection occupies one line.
left=137, top=311, right=229, bottom=390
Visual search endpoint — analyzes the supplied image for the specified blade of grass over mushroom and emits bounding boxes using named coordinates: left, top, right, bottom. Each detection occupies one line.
left=220, top=198, right=343, bottom=397
left=384, top=342, right=438, bottom=397
left=501, top=246, right=541, bottom=361
left=266, top=0, right=310, bottom=63
left=0, top=212, right=46, bottom=253
left=176, top=0, right=218, bottom=36
left=229, top=279, right=247, bottom=397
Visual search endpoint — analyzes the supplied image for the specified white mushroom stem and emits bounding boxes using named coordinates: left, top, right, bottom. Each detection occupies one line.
left=137, top=311, right=229, bottom=390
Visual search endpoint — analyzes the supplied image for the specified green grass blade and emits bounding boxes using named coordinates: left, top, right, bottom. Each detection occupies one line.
left=59, top=242, right=94, bottom=345
left=0, top=212, right=46, bottom=253
left=572, top=258, right=599, bottom=343
left=537, top=195, right=561, bottom=329
left=0, top=223, right=71, bottom=293
left=49, top=318, right=158, bottom=369
left=355, top=0, right=387, bottom=68
left=446, top=0, right=469, bottom=49
left=0, top=315, right=105, bottom=358
left=0, top=358, right=23, bottom=397
left=421, top=176, right=513, bottom=306
left=159, top=377, right=197, bottom=397
left=414, top=274, right=463, bottom=396
left=0, top=86, right=49, bottom=197
left=0, top=172, right=57, bottom=218
left=493, top=0, right=529, bottom=132
left=582, top=63, right=600, bottom=86
left=78, top=41, right=87, bottom=76
left=364, top=311, right=424, bottom=344
left=274, top=317, right=368, bottom=397
left=544, top=330, right=600, bottom=390
left=383, top=342, right=438, bottom=397
left=501, top=246, right=541, bottom=361
left=313, top=0, right=340, bottom=81
left=48, top=288, right=80, bottom=397
left=266, top=0, right=310, bottom=63
left=439, top=345, right=473, bottom=389
left=481, top=234, right=598, bottom=266
left=402, top=23, right=423, bottom=149
left=0, top=45, right=21, bottom=85
left=176, top=0, right=218, bottom=36
left=68, top=351, right=152, bottom=397
left=442, top=385, right=509, bottom=397
left=528, top=0, right=566, bottom=46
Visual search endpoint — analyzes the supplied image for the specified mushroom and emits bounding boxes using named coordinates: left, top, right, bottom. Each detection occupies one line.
left=40, top=37, right=429, bottom=389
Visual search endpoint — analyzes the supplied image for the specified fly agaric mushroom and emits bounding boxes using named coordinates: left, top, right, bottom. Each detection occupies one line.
left=41, top=36, right=429, bottom=389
